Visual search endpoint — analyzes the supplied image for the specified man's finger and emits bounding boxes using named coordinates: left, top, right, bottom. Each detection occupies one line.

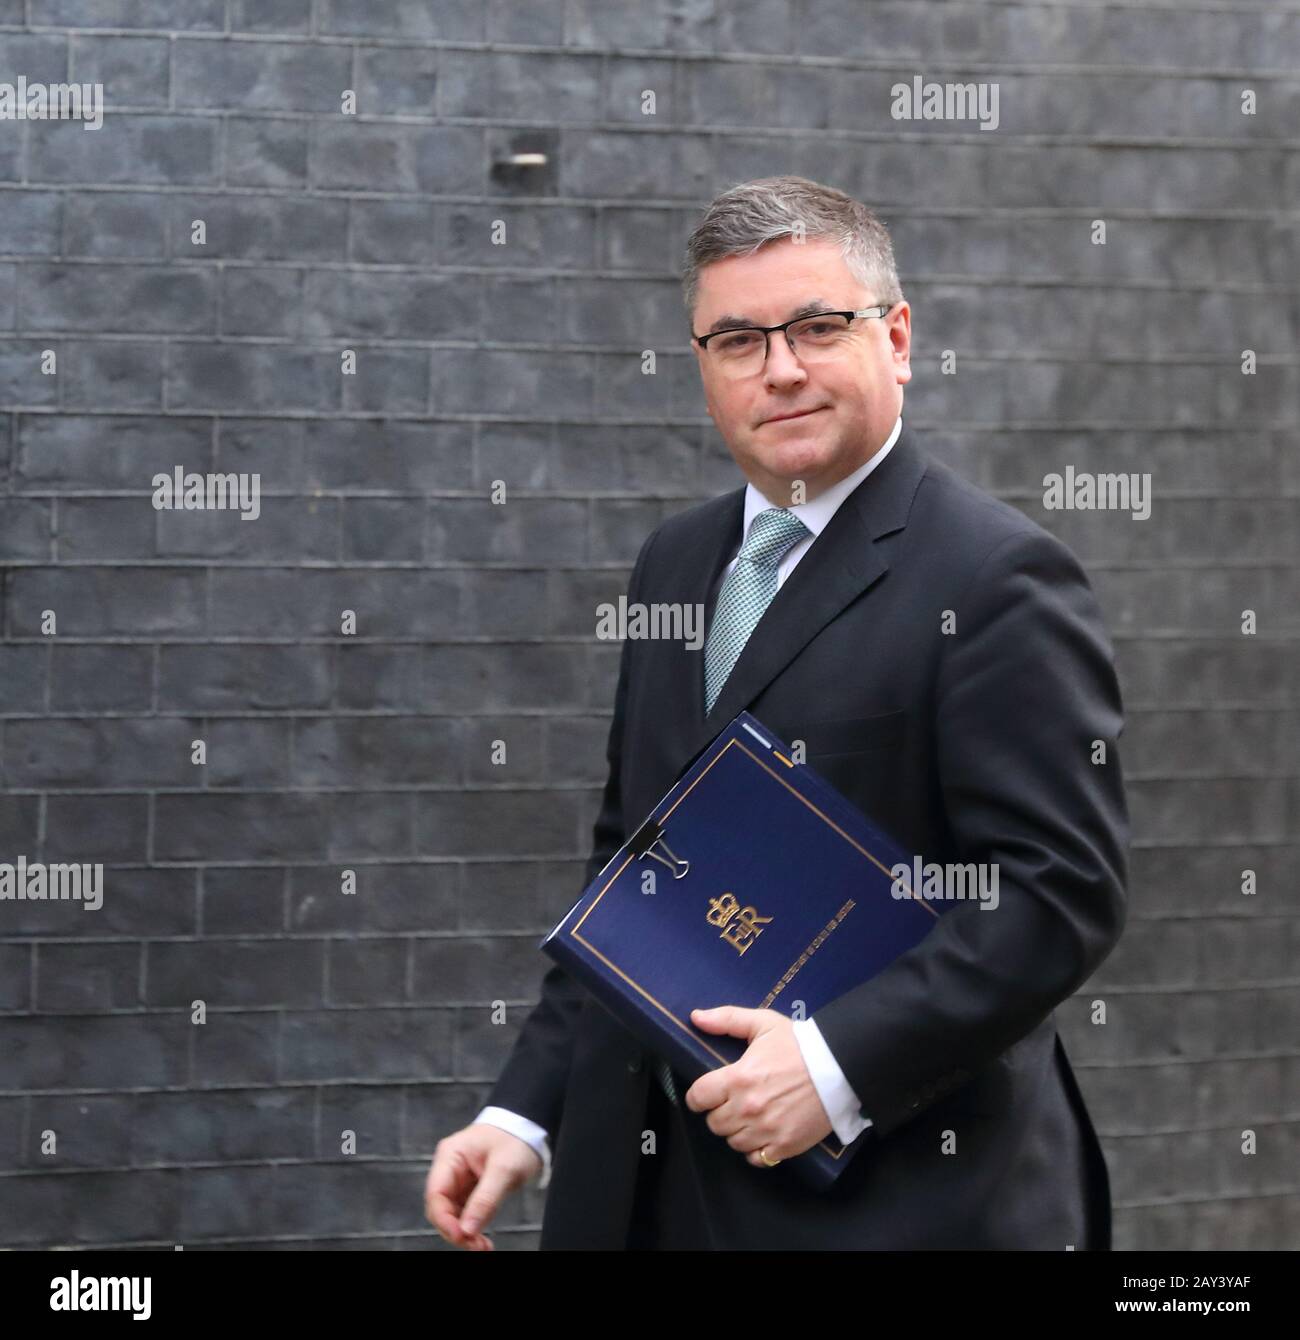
left=460, top=1160, right=516, bottom=1236
left=428, top=1187, right=468, bottom=1243
left=426, top=1146, right=473, bottom=1241
left=684, top=1054, right=741, bottom=1112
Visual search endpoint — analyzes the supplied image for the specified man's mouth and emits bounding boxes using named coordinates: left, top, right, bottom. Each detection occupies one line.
left=763, top=407, right=825, bottom=424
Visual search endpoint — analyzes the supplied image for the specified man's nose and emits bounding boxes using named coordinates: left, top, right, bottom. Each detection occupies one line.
left=763, top=333, right=807, bottom=384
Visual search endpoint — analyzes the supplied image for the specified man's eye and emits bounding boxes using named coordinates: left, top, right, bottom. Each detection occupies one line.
left=717, top=332, right=760, bottom=351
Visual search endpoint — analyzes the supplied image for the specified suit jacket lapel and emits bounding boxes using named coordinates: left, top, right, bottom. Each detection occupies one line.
left=673, top=424, right=929, bottom=774
left=661, top=485, right=745, bottom=728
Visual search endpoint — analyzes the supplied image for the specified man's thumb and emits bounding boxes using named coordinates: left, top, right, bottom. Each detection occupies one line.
left=692, top=1004, right=752, bottom=1035
left=461, top=1161, right=514, bottom=1234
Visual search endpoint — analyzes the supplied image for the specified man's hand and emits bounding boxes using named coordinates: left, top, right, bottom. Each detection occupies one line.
left=684, top=1005, right=833, bottom=1167
left=424, top=1122, right=544, bottom=1250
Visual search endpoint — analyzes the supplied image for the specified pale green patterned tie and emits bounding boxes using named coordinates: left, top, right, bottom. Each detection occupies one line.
left=652, top=506, right=809, bottom=1108
left=704, top=506, right=810, bottom=715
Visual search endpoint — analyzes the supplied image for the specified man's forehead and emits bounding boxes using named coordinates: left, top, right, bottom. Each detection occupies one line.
left=694, top=240, right=860, bottom=328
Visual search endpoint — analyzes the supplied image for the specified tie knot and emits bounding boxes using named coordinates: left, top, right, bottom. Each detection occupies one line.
left=738, top=507, right=809, bottom=568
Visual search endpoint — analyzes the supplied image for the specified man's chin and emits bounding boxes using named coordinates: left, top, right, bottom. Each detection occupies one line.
left=764, top=441, right=833, bottom=478
left=740, top=452, right=838, bottom=504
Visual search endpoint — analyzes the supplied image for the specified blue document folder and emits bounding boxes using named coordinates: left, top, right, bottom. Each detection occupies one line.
left=541, top=710, right=946, bottom=1188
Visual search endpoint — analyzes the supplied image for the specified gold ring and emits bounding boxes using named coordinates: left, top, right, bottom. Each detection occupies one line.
left=758, top=1147, right=782, bottom=1167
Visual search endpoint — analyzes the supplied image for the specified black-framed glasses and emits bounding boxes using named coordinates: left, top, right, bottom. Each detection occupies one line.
left=693, top=305, right=893, bottom=379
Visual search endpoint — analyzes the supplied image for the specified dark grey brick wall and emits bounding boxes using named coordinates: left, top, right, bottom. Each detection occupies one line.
left=0, top=1, right=1295, bottom=1250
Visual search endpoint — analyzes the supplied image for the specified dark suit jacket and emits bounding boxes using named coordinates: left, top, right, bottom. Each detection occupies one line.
left=486, top=421, right=1129, bottom=1250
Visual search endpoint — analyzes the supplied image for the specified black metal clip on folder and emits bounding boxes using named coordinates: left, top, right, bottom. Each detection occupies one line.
left=629, top=817, right=690, bottom=879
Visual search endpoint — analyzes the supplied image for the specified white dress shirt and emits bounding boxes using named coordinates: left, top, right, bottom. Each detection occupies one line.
left=474, top=416, right=905, bottom=1181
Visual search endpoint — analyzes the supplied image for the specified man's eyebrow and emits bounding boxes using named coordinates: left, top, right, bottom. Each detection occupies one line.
left=704, top=299, right=834, bottom=334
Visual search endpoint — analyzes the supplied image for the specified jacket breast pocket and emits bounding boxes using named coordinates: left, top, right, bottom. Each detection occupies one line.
left=794, top=710, right=906, bottom=757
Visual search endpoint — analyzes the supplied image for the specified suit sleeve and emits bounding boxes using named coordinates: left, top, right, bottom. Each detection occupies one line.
left=811, top=526, right=1129, bottom=1139
left=481, top=523, right=660, bottom=1143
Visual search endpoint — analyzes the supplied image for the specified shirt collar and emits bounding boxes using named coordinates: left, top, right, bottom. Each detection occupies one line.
left=742, top=413, right=903, bottom=541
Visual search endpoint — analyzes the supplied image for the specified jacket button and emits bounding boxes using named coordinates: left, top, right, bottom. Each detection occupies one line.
left=627, top=1055, right=643, bottom=1074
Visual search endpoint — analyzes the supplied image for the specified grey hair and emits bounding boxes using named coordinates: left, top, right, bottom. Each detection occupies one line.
left=681, top=175, right=904, bottom=324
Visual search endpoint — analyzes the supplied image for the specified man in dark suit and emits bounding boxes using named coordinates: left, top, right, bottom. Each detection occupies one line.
left=426, top=176, right=1128, bottom=1251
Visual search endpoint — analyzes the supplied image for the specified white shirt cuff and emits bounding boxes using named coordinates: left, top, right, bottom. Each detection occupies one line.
left=473, top=1105, right=552, bottom=1188
left=792, top=1017, right=873, bottom=1145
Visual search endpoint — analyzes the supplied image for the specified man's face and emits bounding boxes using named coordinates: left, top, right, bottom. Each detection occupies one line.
left=691, top=237, right=911, bottom=505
